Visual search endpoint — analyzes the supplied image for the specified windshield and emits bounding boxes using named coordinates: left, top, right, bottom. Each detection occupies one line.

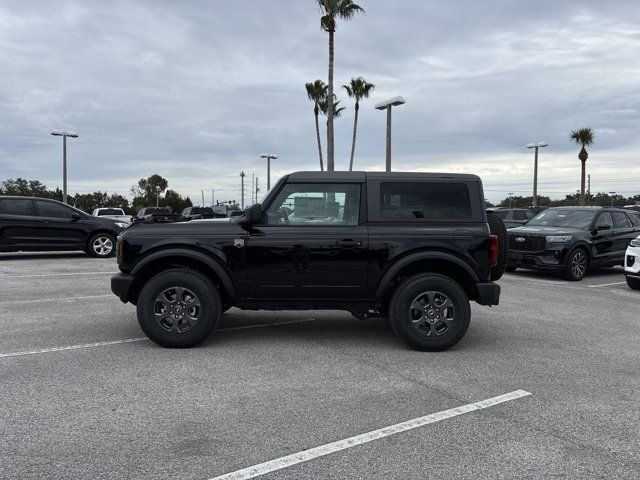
left=526, top=209, right=595, bottom=229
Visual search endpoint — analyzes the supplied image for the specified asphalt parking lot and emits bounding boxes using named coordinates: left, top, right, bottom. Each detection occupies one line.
left=1, top=253, right=638, bottom=480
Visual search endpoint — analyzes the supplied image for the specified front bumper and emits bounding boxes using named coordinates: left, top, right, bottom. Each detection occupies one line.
left=111, top=273, right=135, bottom=303
left=625, top=245, right=640, bottom=275
left=508, top=248, right=564, bottom=271
left=476, top=282, right=500, bottom=306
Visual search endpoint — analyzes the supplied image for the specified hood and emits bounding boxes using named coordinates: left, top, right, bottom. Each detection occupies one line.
left=508, top=225, right=584, bottom=235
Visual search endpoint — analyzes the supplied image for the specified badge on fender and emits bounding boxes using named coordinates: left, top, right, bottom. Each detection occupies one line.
left=234, top=238, right=245, bottom=248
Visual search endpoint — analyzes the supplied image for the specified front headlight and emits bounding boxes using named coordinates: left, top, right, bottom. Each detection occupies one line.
left=630, top=238, right=640, bottom=247
left=115, top=222, right=129, bottom=228
left=546, top=235, right=572, bottom=244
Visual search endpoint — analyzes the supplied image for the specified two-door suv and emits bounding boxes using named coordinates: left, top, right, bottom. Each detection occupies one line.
left=507, top=206, right=640, bottom=280
left=111, top=172, right=504, bottom=351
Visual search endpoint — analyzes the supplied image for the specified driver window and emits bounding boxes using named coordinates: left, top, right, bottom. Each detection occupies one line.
left=597, top=212, right=614, bottom=228
left=266, top=183, right=360, bottom=225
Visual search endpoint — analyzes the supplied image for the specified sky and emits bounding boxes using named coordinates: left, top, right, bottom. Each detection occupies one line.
left=1, top=0, right=639, bottom=204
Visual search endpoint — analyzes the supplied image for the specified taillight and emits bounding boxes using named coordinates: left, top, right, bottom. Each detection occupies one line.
left=489, top=234, right=499, bottom=267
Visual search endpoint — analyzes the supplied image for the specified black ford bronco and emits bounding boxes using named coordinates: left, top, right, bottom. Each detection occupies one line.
left=111, top=172, right=507, bottom=351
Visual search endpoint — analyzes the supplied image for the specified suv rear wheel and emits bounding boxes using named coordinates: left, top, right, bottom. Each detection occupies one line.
left=626, top=276, right=640, bottom=290
left=137, top=268, right=221, bottom=347
left=389, top=274, right=471, bottom=351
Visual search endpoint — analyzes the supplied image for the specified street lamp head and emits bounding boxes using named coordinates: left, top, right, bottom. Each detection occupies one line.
left=260, top=153, right=278, bottom=159
left=526, top=142, right=548, bottom=149
left=375, top=96, right=406, bottom=110
left=51, top=130, right=79, bottom=138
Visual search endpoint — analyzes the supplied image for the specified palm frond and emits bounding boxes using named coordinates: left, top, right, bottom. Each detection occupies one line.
left=569, top=127, right=595, bottom=147
left=343, top=76, right=375, bottom=101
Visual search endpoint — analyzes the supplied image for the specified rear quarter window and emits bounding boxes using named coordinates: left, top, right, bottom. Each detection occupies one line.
left=378, top=182, right=473, bottom=220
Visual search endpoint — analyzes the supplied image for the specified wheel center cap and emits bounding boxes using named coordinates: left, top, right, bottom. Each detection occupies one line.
left=426, top=309, right=436, bottom=318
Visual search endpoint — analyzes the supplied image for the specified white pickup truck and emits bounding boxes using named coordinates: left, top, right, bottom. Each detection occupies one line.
left=92, top=208, right=132, bottom=224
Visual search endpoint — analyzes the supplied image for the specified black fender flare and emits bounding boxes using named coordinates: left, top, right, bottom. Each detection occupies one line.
left=375, top=251, right=480, bottom=300
left=131, top=248, right=236, bottom=298
left=563, top=242, right=592, bottom=265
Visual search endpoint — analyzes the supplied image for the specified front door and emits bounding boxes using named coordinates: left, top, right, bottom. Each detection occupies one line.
left=246, top=182, right=368, bottom=299
left=591, top=211, right=616, bottom=263
left=34, top=200, right=87, bottom=249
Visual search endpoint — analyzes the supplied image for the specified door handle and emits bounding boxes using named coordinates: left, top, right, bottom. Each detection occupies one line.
left=335, top=239, right=362, bottom=247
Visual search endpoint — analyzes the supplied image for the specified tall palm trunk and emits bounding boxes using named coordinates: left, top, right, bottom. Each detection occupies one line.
left=327, top=28, right=335, bottom=171
left=579, top=146, right=588, bottom=206
left=348, top=101, right=359, bottom=171
left=314, top=105, right=324, bottom=171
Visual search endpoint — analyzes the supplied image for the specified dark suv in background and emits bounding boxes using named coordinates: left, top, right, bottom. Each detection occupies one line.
left=0, top=196, right=126, bottom=257
left=508, top=206, right=640, bottom=280
left=487, top=207, right=535, bottom=228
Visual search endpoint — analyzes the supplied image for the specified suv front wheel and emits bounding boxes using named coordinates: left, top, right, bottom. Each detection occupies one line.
left=563, top=248, right=588, bottom=281
left=137, top=268, right=221, bottom=347
left=389, top=274, right=471, bottom=351
left=87, top=233, right=116, bottom=258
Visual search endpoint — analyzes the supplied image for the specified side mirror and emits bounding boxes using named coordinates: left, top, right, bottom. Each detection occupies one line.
left=596, top=224, right=611, bottom=231
left=71, top=213, right=82, bottom=221
left=240, top=203, right=263, bottom=225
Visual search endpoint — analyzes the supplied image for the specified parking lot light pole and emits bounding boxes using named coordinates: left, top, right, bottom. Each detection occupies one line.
left=51, top=130, right=79, bottom=204
left=260, top=154, right=278, bottom=190
left=375, top=96, right=406, bottom=172
left=526, top=142, right=548, bottom=208
left=609, top=192, right=616, bottom=207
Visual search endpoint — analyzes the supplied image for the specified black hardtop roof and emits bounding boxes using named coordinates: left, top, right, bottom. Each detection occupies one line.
left=286, top=171, right=481, bottom=182
left=0, top=195, right=62, bottom=202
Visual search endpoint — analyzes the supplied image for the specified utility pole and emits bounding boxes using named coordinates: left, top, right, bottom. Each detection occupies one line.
left=211, top=189, right=214, bottom=207
left=201, top=190, right=205, bottom=207
left=50, top=130, right=79, bottom=204
left=240, top=171, right=245, bottom=209
left=508, top=192, right=514, bottom=208
left=251, top=173, right=255, bottom=204
left=255, top=177, right=260, bottom=203
left=609, top=192, right=616, bottom=207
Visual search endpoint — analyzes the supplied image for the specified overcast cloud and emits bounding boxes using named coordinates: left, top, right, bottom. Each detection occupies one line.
left=1, top=0, right=639, bottom=203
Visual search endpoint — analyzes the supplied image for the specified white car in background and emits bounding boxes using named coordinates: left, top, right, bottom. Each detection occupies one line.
left=92, top=207, right=132, bottom=224
left=625, top=235, right=640, bottom=289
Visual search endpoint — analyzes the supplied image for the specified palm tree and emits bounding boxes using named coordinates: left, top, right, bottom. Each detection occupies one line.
left=570, top=128, right=595, bottom=206
left=319, top=95, right=345, bottom=120
left=317, top=0, right=365, bottom=171
left=343, top=76, right=375, bottom=171
left=305, top=80, right=329, bottom=171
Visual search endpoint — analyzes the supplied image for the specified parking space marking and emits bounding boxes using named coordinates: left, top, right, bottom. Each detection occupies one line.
left=588, top=281, right=627, bottom=288
left=208, top=390, right=532, bottom=480
left=0, top=271, right=118, bottom=279
left=0, top=318, right=317, bottom=359
left=0, top=294, right=113, bottom=305
left=0, top=337, right=148, bottom=358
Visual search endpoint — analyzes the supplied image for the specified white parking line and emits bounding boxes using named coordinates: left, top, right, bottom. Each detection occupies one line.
left=0, top=318, right=317, bottom=359
left=588, top=281, right=627, bottom=288
left=208, top=390, right=532, bottom=480
left=0, top=294, right=113, bottom=305
left=0, top=271, right=118, bottom=279
left=0, top=337, right=148, bottom=358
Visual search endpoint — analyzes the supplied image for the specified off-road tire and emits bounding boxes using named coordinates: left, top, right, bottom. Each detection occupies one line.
left=137, top=268, right=221, bottom=347
left=487, top=211, right=509, bottom=281
left=626, top=275, right=640, bottom=290
left=389, top=273, right=471, bottom=351
left=87, top=232, right=116, bottom=258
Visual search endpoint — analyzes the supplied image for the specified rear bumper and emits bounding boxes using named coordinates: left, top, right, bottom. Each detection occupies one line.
left=476, top=282, right=500, bottom=306
left=111, top=273, right=135, bottom=303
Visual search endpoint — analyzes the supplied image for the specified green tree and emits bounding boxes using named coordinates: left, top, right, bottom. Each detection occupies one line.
left=1, top=178, right=62, bottom=200
left=305, top=79, right=329, bottom=171
left=569, top=128, right=595, bottom=206
left=343, top=76, right=375, bottom=171
left=131, top=174, right=169, bottom=207
left=163, top=189, right=192, bottom=213
left=317, top=0, right=365, bottom=171
left=319, top=95, right=345, bottom=120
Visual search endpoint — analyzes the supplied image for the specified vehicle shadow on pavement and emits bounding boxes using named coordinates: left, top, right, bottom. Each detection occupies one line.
left=505, top=266, right=625, bottom=282
left=0, top=252, right=89, bottom=261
